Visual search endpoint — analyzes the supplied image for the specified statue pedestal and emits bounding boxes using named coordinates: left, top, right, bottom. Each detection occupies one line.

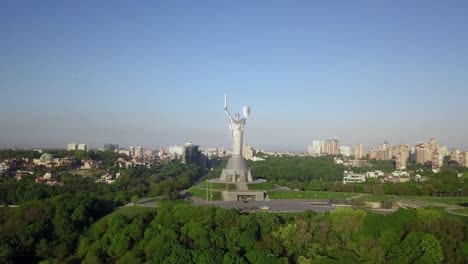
left=220, top=156, right=253, bottom=182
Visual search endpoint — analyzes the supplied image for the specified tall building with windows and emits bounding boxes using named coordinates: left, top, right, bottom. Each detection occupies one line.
left=339, top=146, right=350, bottom=157
left=415, top=146, right=431, bottom=164
left=354, top=144, right=363, bottom=159
left=395, top=154, right=407, bottom=170
left=464, top=152, right=468, bottom=167
left=135, top=146, right=143, bottom=158
left=308, top=140, right=322, bottom=156
left=104, top=144, right=119, bottom=151
left=323, top=139, right=339, bottom=155
left=67, top=143, right=78, bottom=151
left=77, top=144, right=87, bottom=152
left=450, top=149, right=461, bottom=163
left=432, top=151, right=444, bottom=171
left=129, top=146, right=135, bottom=157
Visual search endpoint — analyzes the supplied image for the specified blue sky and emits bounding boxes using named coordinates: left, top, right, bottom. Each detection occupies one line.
left=1, top=1, right=468, bottom=151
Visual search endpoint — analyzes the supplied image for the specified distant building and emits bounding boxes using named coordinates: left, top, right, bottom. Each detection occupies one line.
left=78, top=144, right=87, bottom=152
left=168, top=145, right=184, bottom=160
left=339, top=146, right=350, bottom=157
left=183, top=142, right=205, bottom=167
left=103, top=144, right=119, bottom=151
left=118, top=149, right=131, bottom=156
left=415, top=145, right=431, bottom=164
left=431, top=151, right=444, bottom=171
left=129, top=146, right=136, bottom=157
left=395, top=154, right=407, bottom=170
left=354, top=144, right=364, bottom=159
left=366, top=170, right=384, bottom=179
left=308, top=141, right=322, bottom=156
left=343, top=171, right=366, bottom=184
left=67, top=143, right=78, bottom=151
left=135, top=146, right=143, bottom=158
left=450, top=149, right=461, bottom=164
left=242, top=144, right=256, bottom=160
left=438, top=146, right=448, bottom=157
left=323, top=139, right=339, bottom=155
left=464, top=152, right=468, bottom=167
left=344, top=159, right=369, bottom=168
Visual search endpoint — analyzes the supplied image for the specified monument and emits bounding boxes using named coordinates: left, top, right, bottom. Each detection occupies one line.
left=220, top=93, right=253, bottom=182
left=217, top=93, right=269, bottom=201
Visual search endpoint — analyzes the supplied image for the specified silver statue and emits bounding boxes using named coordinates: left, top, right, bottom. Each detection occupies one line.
left=224, top=93, right=250, bottom=156
left=220, top=93, right=253, bottom=182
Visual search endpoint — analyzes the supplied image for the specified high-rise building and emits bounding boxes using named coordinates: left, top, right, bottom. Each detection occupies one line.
left=438, top=146, right=448, bottom=157
left=415, top=146, right=431, bottom=164
left=339, top=146, right=350, bottom=157
left=428, top=138, right=438, bottom=153
left=323, top=139, right=339, bottom=155
left=183, top=142, right=201, bottom=164
left=450, top=149, right=461, bottom=163
left=463, top=152, right=468, bottom=167
left=432, top=151, right=444, bottom=171
left=354, top=144, right=364, bottom=159
left=135, top=146, right=143, bottom=158
left=242, top=144, right=256, bottom=160
left=67, top=143, right=78, bottom=151
left=308, top=141, right=322, bottom=156
left=369, top=149, right=378, bottom=160
left=129, top=146, right=135, bottom=157
left=103, top=144, right=119, bottom=151
left=395, top=154, right=407, bottom=170
left=78, top=144, right=87, bottom=152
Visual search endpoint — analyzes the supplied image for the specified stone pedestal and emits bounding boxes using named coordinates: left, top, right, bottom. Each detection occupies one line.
left=220, top=156, right=253, bottom=182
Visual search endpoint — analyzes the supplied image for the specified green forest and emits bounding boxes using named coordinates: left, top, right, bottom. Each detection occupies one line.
left=1, top=201, right=466, bottom=263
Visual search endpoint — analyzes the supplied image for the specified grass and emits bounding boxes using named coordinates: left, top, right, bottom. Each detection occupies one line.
left=357, top=195, right=399, bottom=203
left=247, top=181, right=275, bottom=190
left=268, top=190, right=358, bottom=200
left=197, top=181, right=237, bottom=190
left=452, top=208, right=468, bottom=215
left=401, top=196, right=468, bottom=205
left=187, top=186, right=222, bottom=201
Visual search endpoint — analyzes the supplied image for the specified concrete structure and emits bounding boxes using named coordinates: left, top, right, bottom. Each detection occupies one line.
left=366, top=170, right=384, bottom=179
left=67, top=143, right=78, bottom=151
left=135, top=146, right=143, bottom=158
left=220, top=93, right=253, bottom=182
left=242, top=144, right=256, bottom=160
left=342, top=171, right=366, bottom=184
left=222, top=190, right=269, bottom=201
left=464, top=152, right=468, bottom=167
left=323, top=139, right=340, bottom=155
left=344, top=159, right=369, bottom=168
left=129, top=146, right=135, bottom=157
left=78, top=144, right=87, bottom=152
left=450, top=149, right=461, bottom=163
left=308, top=140, right=322, bottom=156
left=432, top=152, right=444, bottom=171
left=339, top=146, right=350, bottom=157
left=354, top=144, right=363, bottom=159
left=395, top=154, right=407, bottom=170
left=104, top=144, right=119, bottom=151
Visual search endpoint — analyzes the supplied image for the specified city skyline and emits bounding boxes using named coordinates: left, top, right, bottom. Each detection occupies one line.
left=2, top=1, right=468, bottom=150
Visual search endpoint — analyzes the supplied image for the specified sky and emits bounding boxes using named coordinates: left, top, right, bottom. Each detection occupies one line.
left=1, top=0, right=468, bottom=151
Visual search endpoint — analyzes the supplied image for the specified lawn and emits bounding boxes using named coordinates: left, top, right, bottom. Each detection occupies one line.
left=187, top=186, right=222, bottom=201
left=197, top=181, right=237, bottom=190
left=452, top=208, right=468, bottom=215
left=357, top=195, right=399, bottom=203
left=402, top=196, right=468, bottom=205
left=268, top=190, right=358, bottom=200
left=247, top=181, right=275, bottom=190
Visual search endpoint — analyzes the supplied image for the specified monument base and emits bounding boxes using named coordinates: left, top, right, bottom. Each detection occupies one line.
left=222, top=190, right=270, bottom=202
left=220, top=156, right=253, bottom=182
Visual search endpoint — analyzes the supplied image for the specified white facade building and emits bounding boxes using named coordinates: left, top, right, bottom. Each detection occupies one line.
left=77, top=144, right=87, bottom=152
left=342, top=171, right=366, bottom=184
left=339, top=146, right=350, bottom=157
left=308, top=140, right=322, bottom=156
left=67, top=143, right=78, bottom=151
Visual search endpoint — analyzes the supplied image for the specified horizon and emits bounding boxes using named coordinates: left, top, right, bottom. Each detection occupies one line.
left=2, top=1, right=468, bottom=151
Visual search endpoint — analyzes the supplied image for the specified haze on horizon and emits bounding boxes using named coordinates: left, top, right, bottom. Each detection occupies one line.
left=1, top=1, right=468, bottom=152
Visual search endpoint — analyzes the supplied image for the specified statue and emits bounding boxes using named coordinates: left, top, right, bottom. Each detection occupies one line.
left=224, top=93, right=250, bottom=156
left=220, top=93, right=253, bottom=182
